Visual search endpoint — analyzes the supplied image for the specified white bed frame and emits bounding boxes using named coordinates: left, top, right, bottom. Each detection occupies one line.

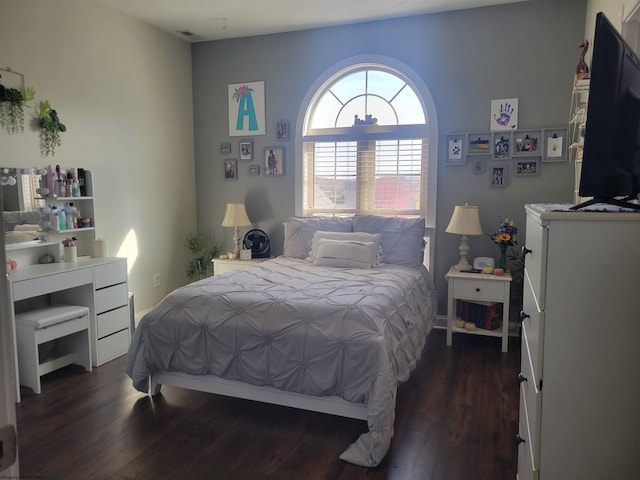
left=146, top=232, right=435, bottom=423
left=149, top=371, right=368, bottom=420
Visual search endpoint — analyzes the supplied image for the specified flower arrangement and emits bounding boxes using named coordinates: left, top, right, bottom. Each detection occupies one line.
left=490, top=216, right=518, bottom=246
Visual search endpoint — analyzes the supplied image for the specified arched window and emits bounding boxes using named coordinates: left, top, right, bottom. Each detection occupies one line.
left=296, top=57, right=437, bottom=227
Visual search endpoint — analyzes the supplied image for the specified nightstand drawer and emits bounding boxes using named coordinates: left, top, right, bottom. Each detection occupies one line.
left=452, top=277, right=505, bottom=302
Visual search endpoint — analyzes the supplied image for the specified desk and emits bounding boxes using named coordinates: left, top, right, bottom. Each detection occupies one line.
left=7, top=257, right=129, bottom=401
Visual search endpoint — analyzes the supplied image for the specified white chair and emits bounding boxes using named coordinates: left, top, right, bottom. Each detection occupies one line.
left=15, top=304, right=92, bottom=394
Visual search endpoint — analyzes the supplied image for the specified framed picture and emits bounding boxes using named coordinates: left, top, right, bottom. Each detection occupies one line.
left=264, top=147, right=284, bottom=175
left=492, top=132, right=513, bottom=160
left=490, top=98, right=518, bottom=131
left=515, top=159, right=540, bottom=176
left=445, top=135, right=465, bottom=165
left=249, top=164, right=260, bottom=176
left=223, top=159, right=237, bottom=180
left=542, top=128, right=567, bottom=162
left=490, top=166, right=507, bottom=187
left=467, top=133, right=491, bottom=155
left=220, top=142, right=231, bottom=154
left=513, top=130, right=541, bottom=156
left=472, top=158, right=486, bottom=174
left=239, top=139, right=253, bottom=161
left=228, top=81, right=266, bottom=136
left=276, top=121, right=289, bottom=140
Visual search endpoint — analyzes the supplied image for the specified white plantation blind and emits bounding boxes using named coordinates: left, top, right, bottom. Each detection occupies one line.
left=302, top=66, right=430, bottom=217
left=303, top=138, right=427, bottom=215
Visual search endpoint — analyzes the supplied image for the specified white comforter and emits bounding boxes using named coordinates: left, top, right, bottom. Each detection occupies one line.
left=125, top=256, right=436, bottom=466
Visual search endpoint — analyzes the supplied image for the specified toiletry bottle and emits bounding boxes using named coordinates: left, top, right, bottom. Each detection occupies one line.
left=50, top=205, right=60, bottom=232
left=59, top=208, right=67, bottom=231
left=46, top=165, right=57, bottom=198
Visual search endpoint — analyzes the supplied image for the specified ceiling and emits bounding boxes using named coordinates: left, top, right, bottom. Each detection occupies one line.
left=98, top=0, right=528, bottom=42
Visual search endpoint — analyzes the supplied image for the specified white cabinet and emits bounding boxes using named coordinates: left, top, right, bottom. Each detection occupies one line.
left=93, top=261, right=130, bottom=365
left=517, top=204, right=640, bottom=480
left=445, top=268, right=512, bottom=352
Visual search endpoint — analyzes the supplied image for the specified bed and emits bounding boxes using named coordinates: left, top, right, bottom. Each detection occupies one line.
left=125, top=215, right=436, bottom=467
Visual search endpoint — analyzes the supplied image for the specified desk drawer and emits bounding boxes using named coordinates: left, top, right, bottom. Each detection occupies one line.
left=94, top=260, right=127, bottom=289
left=97, top=305, right=129, bottom=338
left=12, top=268, right=93, bottom=301
left=95, top=283, right=128, bottom=314
left=96, top=329, right=129, bottom=365
left=452, top=277, right=505, bottom=302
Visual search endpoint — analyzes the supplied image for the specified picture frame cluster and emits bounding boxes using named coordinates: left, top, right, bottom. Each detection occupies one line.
left=218, top=120, right=289, bottom=180
left=445, top=127, right=567, bottom=188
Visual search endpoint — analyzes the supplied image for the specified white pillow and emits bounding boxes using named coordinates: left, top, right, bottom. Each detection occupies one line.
left=282, top=217, right=352, bottom=259
left=308, top=231, right=382, bottom=266
left=312, top=239, right=378, bottom=269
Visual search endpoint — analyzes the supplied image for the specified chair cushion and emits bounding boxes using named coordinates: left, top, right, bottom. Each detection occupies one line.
left=15, top=305, right=89, bottom=329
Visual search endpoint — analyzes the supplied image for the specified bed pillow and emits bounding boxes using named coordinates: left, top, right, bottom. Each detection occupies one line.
left=282, top=216, right=353, bottom=259
left=312, top=239, right=378, bottom=269
left=352, top=215, right=425, bottom=267
left=308, top=231, right=382, bottom=266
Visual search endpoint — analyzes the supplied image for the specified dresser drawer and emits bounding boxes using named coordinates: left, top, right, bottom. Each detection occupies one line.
left=95, top=283, right=128, bottom=314
left=96, top=328, right=130, bottom=365
left=94, top=260, right=127, bottom=289
left=517, top=381, right=538, bottom=480
left=451, top=277, right=505, bottom=303
left=523, top=215, right=547, bottom=308
left=97, top=305, right=129, bottom=338
left=519, top=339, right=541, bottom=470
left=522, top=278, right=544, bottom=386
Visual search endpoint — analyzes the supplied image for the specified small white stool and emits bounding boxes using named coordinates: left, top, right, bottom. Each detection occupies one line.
left=15, top=304, right=92, bottom=394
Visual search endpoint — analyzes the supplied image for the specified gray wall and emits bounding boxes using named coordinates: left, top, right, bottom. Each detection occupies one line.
left=192, top=0, right=587, bottom=314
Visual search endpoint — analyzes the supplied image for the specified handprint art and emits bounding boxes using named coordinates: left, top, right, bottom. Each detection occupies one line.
left=491, top=98, right=518, bottom=131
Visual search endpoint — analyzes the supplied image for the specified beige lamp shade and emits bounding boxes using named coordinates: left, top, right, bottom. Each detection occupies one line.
left=446, top=203, right=482, bottom=270
left=221, top=202, right=251, bottom=256
left=221, top=202, right=251, bottom=228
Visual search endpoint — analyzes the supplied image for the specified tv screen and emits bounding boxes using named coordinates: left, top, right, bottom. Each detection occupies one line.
left=573, top=12, right=640, bottom=211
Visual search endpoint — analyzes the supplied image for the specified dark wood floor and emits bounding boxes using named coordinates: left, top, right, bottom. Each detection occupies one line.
left=16, top=329, right=520, bottom=480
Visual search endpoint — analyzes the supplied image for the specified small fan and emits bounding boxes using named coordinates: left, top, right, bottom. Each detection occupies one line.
left=243, top=229, right=270, bottom=258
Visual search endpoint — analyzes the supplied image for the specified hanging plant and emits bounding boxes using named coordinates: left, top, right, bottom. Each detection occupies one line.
left=38, top=100, right=66, bottom=157
left=0, top=81, right=35, bottom=134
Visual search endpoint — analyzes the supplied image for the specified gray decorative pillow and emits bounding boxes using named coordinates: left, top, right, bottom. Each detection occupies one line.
left=283, top=217, right=352, bottom=258
left=352, top=215, right=425, bottom=267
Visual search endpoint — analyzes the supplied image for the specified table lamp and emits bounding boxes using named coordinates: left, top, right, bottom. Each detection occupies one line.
left=445, top=203, right=483, bottom=270
left=221, top=202, right=251, bottom=257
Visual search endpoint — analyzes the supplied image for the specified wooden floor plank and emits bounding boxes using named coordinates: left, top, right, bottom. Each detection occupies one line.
left=16, top=329, right=520, bottom=479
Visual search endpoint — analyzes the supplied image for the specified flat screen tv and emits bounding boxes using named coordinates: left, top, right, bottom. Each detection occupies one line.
left=572, top=12, right=640, bottom=211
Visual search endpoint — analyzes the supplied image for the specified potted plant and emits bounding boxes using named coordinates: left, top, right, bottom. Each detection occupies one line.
left=0, top=80, right=35, bottom=134
left=38, top=100, right=66, bottom=157
left=186, top=232, right=219, bottom=281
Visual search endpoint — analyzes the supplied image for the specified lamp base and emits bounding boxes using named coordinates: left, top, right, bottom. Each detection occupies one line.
left=452, top=260, right=473, bottom=271
left=453, top=234, right=472, bottom=271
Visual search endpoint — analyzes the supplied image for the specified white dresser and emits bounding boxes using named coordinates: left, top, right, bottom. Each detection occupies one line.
left=517, top=204, right=640, bottom=480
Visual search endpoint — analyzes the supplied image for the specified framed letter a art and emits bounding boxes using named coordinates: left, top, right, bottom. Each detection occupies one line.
left=229, top=81, right=266, bottom=136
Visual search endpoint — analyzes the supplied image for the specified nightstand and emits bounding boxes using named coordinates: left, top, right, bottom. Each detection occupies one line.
left=211, top=257, right=269, bottom=275
left=445, top=267, right=512, bottom=352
